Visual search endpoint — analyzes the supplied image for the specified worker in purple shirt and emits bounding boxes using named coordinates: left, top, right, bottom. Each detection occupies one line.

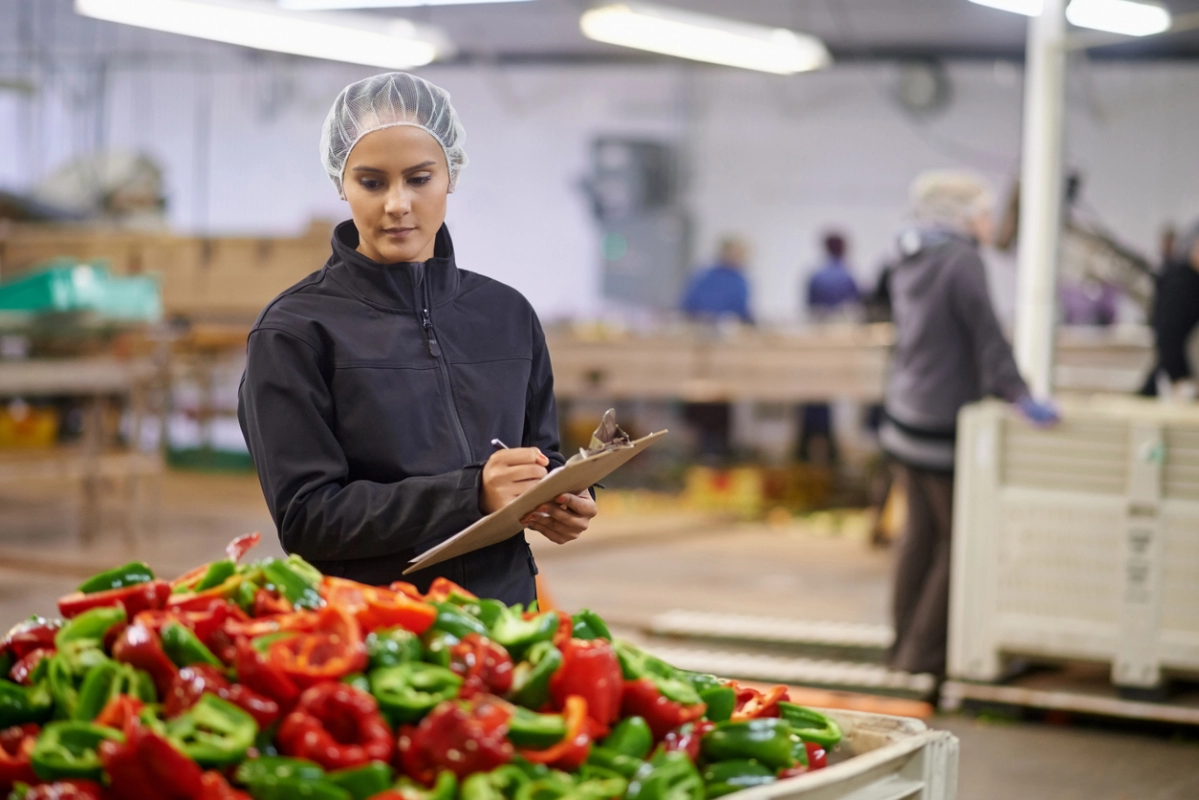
left=798, top=233, right=860, bottom=464
left=680, top=236, right=752, bottom=461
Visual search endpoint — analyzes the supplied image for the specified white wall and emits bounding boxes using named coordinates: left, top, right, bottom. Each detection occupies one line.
left=3, top=39, right=1199, bottom=323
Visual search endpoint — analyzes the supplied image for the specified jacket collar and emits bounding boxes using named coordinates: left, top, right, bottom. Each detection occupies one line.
left=328, top=220, right=460, bottom=311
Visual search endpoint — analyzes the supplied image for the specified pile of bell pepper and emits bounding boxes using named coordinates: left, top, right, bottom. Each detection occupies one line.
left=0, top=534, right=843, bottom=800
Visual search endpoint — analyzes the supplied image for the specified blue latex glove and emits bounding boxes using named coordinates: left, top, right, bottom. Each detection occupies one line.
left=1016, top=395, right=1060, bottom=427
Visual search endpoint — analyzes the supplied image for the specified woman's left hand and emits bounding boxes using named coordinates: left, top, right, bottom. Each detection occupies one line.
left=521, top=490, right=598, bottom=545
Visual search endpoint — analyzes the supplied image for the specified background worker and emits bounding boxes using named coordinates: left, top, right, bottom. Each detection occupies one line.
left=880, top=170, right=1058, bottom=676
left=1141, top=221, right=1199, bottom=401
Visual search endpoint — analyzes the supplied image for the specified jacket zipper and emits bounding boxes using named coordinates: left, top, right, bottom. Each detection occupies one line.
left=420, top=271, right=472, bottom=464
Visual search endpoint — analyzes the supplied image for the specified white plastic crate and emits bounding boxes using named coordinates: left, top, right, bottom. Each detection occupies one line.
left=948, top=398, right=1199, bottom=688
left=733, top=710, right=957, bottom=800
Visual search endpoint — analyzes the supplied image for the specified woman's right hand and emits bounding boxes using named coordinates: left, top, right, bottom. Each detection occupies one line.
left=480, top=448, right=549, bottom=515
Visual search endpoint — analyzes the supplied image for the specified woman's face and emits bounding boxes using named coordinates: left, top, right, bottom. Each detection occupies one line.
left=343, top=125, right=449, bottom=264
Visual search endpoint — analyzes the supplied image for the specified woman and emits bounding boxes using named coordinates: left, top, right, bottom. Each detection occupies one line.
left=238, top=73, right=597, bottom=605
left=879, top=170, right=1057, bottom=676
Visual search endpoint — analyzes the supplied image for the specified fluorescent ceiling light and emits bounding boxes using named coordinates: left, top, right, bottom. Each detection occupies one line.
left=279, top=0, right=532, bottom=8
left=75, top=0, right=454, bottom=68
left=580, top=3, right=831, bottom=75
left=967, top=0, right=1044, bottom=16
left=1066, top=0, right=1171, bottom=35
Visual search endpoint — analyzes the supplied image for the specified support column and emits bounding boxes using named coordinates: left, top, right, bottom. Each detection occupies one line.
left=1014, top=0, right=1068, bottom=398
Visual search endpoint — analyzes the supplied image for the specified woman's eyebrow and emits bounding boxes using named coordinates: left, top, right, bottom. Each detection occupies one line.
left=350, top=161, right=436, bottom=175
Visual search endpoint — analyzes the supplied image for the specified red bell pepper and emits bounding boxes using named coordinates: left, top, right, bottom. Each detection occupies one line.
left=730, top=682, right=789, bottom=721
left=112, top=620, right=180, bottom=697
left=322, top=578, right=436, bottom=635
left=232, top=639, right=300, bottom=709
left=660, top=720, right=715, bottom=763
left=517, top=695, right=591, bottom=771
left=198, top=771, right=252, bottom=800
left=549, top=639, right=623, bottom=728
left=804, top=741, right=827, bottom=771
left=10, top=647, right=53, bottom=685
left=2, top=617, right=61, bottom=661
left=0, top=723, right=39, bottom=790
left=276, top=683, right=394, bottom=771
left=226, top=532, right=261, bottom=563
left=449, top=634, right=514, bottom=698
left=398, top=697, right=513, bottom=783
left=252, top=589, right=293, bottom=618
left=100, top=724, right=206, bottom=800
left=265, top=606, right=366, bottom=688
left=23, top=781, right=105, bottom=800
left=58, top=579, right=171, bottom=620
left=164, top=665, right=281, bottom=730
left=422, top=578, right=476, bottom=604
left=388, top=581, right=424, bottom=600
left=93, top=695, right=145, bottom=734
left=621, top=679, right=707, bottom=741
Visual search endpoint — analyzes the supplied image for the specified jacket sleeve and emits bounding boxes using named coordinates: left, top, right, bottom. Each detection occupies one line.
left=522, top=313, right=566, bottom=471
left=950, top=251, right=1030, bottom=402
left=238, top=325, right=484, bottom=562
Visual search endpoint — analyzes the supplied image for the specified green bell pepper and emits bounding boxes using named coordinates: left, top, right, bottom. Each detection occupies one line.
left=625, top=751, right=704, bottom=800
left=701, top=719, right=796, bottom=771
left=701, top=760, right=777, bottom=798
left=245, top=775, right=350, bottom=800
left=196, top=559, right=238, bottom=592
left=777, top=702, right=843, bottom=749
left=698, top=687, right=735, bottom=723
left=47, top=644, right=110, bottom=720
left=326, top=762, right=394, bottom=800
left=30, top=720, right=124, bottom=781
left=430, top=602, right=489, bottom=640
left=54, top=606, right=126, bottom=648
left=234, top=580, right=259, bottom=614
left=569, top=610, right=611, bottom=642
left=509, top=640, right=562, bottom=711
left=259, top=558, right=324, bottom=611
left=161, top=622, right=224, bottom=669
left=77, top=561, right=154, bottom=594
left=235, top=755, right=327, bottom=785
left=461, top=765, right=531, bottom=800
left=507, top=706, right=567, bottom=750
left=392, top=771, right=458, bottom=800
left=421, top=629, right=460, bottom=669
left=601, top=716, right=652, bottom=759
left=342, top=673, right=371, bottom=693
left=490, top=609, right=558, bottom=660
left=366, top=627, right=423, bottom=670
left=512, top=772, right=575, bottom=800
left=0, top=680, right=52, bottom=727
left=163, top=693, right=258, bottom=766
left=584, top=747, right=645, bottom=781
left=73, top=660, right=155, bottom=721
left=458, top=598, right=507, bottom=630
left=370, top=662, right=463, bottom=726
left=612, top=642, right=701, bottom=706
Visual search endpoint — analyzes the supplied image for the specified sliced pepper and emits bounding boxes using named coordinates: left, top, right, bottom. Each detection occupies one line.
left=730, top=683, right=789, bottom=721
left=506, top=706, right=566, bottom=751
left=98, top=723, right=205, bottom=800
left=165, top=664, right=281, bottom=730
left=429, top=603, right=489, bottom=640
left=161, top=622, right=224, bottom=669
left=659, top=720, right=714, bottom=763
left=54, top=607, right=126, bottom=649
left=2, top=618, right=63, bottom=662
left=517, top=695, right=590, bottom=771
left=22, top=779, right=106, bottom=799
left=46, top=644, right=111, bottom=721
left=0, top=723, right=39, bottom=790
left=366, top=627, right=423, bottom=670
left=620, top=680, right=706, bottom=742
left=325, top=761, right=394, bottom=800
left=234, top=755, right=327, bottom=788
left=569, top=611, right=611, bottom=643
left=0, top=682, right=51, bottom=728
left=776, top=702, right=842, bottom=749
left=242, top=774, right=350, bottom=800
left=111, top=621, right=179, bottom=697
left=398, top=697, right=513, bottom=782
left=276, top=683, right=394, bottom=771
left=161, top=693, right=259, bottom=766
left=420, top=630, right=459, bottom=670
left=422, top=578, right=476, bottom=604
left=509, top=641, right=562, bottom=712
left=585, top=746, right=645, bottom=781
left=450, top=634, right=514, bottom=698
left=265, top=606, right=366, bottom=688
left=77, top=562, right=154, bottom=595
left=625, top=751, right=704, bottom=800
left=73, top=661, right=154, bottom=721
left=700, top=718, right=795, bottom=771
left=30, top=720, right=124, bottom=781
left=233, top=639, right=299, bottom=710
left=259, top=558, right=324, bottom=611
left=549, top=639, right=623, bottom=728
left=323, top=579, right=437, bottom=636
left=490, top=609, right=558, bottom=660
left=57, top=580, right=171, bottom=621
left=701, top=759, right=776, bottom=798
left=370, top=662, right=462, bottom=726
left=698, top=687, right=735, bottom=724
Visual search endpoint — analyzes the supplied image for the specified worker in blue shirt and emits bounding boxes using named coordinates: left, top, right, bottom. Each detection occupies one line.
left=680, top=236, right=752, bottom=461
left=799, top=233, right=860, bottom=464
left=681, top=236, right=752, bottom=323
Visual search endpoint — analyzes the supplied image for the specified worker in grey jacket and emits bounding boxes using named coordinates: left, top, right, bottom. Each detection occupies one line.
left=880, top=170, right=1057, bottom=676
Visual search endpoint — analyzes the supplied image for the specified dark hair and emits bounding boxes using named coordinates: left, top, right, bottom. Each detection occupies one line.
left=823, top=233, right=846, bottom=259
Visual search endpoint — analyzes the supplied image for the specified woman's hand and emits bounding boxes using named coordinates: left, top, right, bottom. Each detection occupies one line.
left=480, top=448, right=549, bottom=515
left=521, top=490, right=598, bottom=545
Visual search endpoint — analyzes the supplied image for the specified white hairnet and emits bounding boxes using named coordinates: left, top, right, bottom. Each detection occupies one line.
left=909, top=169, right=995, bottom=233
left=320, top=72, right=468, bottom=197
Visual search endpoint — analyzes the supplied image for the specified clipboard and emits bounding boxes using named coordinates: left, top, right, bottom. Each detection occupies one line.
left=404, top=429, right=667, bottom=574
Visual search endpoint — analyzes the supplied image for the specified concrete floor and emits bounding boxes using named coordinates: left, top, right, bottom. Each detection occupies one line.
left=1, top=472, right=1196, bottom=799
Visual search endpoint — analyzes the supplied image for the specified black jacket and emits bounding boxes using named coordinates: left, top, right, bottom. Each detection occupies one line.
left=237, top=221, right=562, bottom=605
left=1151, top=260, right=1199, bottom=381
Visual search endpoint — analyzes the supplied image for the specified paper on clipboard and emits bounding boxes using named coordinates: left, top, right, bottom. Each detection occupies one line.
left=404, top=429, right=666, bottom=574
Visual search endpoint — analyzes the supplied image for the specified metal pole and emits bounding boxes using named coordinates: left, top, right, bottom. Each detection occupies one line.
left=1014, top=0, right=1067, bottom=398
